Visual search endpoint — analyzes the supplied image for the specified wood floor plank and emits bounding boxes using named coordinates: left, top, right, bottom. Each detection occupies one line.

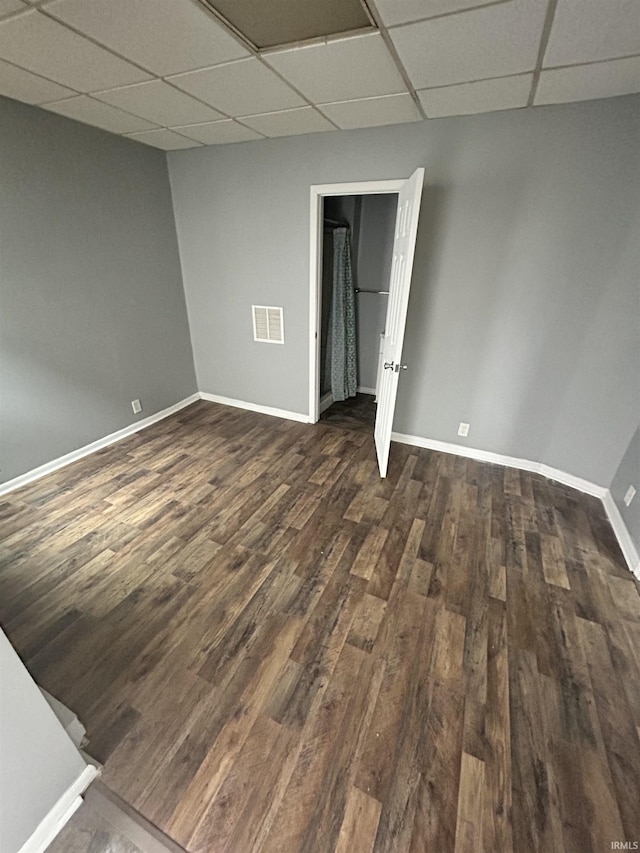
left=0, top=399, right=637, bottom=853
left=335, top=787, right=382, bottom=853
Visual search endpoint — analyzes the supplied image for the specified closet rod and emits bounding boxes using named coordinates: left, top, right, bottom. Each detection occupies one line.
left=354, top=288, right=389, bottom=295
left=323, top=218, right=349, bottom=228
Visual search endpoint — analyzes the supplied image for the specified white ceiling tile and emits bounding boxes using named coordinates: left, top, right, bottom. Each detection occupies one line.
left=168, top=58, right=305, bottom=117
left=0, top=10, right=151, bottom=90
left=127, top=128, right=203, bottom=150
left=45, top=0, right=249, bottom=76
left=263, top=32, right=407, bottom=102
left=418, top=73, right=533, bottom=116
left=240, top=106, right=334, bottom=137
left=544, top=0, right=640, bottom=67
left=171, top=119, right=263, bottom=145
left=535, top=56, right=640, bottom=105
left=0, top=0, right=27, bottom=18
left=390, top=0, right=547, bottom=89
left=374, top=0, right=504, bottom=27
left=0, top=56, right=76, bottom=102
left=43, top=94, right=158, bottom=133
left=319, top=92, right=422, bottom=128
left=94, top=80, right=224, bottom=127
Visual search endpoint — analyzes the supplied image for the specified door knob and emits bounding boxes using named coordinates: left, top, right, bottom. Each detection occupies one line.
left=395, top=363, right=408, bottom=372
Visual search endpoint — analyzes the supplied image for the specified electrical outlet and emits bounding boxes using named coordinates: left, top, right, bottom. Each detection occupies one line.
left=458, top=422, right=470, bottom=437
left=624, top=485, right=636, bottom=507
left=131, top=399, right=142, bottom=415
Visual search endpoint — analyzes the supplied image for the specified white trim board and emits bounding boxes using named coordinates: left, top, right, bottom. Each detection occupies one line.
left=319, top=392, right=334, bottom=414
left=2, top=392, right=636, bottom=578
left=320, top=389, right=374, bottom=416
left=391, top=432, right=607, bottom=497
left=199, top=392, right=310, bottom=423
left=602, top=492, right=640, bottom=581
left=0, top=394, right=200, bottom=497
left=17, top=764, right=99, bottom=853
left=392, top=431, right=639, bottom=577
left=0, top=391, right=306, bottom=499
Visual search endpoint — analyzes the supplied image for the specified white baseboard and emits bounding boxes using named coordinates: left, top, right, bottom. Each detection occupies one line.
left=319, top=392, right=334, bottom=414
left=0, top=394, right=200, bottom=497
left=199, top=392, right=310, bottom=423
left=357, top=386, right=376, bottom=396
left=391, top=431, right=640, bottom=577
left=2, top=396, right=635, bottom=579
left=391, top=432, right=607, bottom=498
left=17, top=764, right=99, bottom=853
left=602, top=492, right=640, bottom=580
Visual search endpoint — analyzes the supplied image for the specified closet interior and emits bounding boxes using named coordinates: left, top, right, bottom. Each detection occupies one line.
left=319, top=193, right=397, bottom=433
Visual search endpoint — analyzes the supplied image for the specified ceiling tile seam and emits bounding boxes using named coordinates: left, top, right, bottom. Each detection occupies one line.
left=230, top=107, right=331, bottom=131
left=253, top=54, right=342, bottom=128
left=315, top=91, right=418, bottom=107
left=0, top=6, right=31, bottom=23
left=163, top=59, right=320, bottom=122
left=124, top=127, right=204, bottom=145
left=253, top=26, right=377, bottom=54
left=0, top=53, right=84, bottom=102
left=308, top=103, right=341, bottom=131
left=384, top=0, right=515, bottom=30
left=542, top=51, right=640, bottom=72
left=259, top=28, right=382, bottom=58
left=526, top=0, right=559, bottom=107
left=421, top=101, right=530, bottom=119
left=88, top=77, right=233, bottom=124
left=124, top=126, right=207, bottom=143
left=170, top=117, right=268, bottom=140
left=359, top=0, right=378, bottom=29
left=158, top=76, right=237, bottom=120
left=193, top=0, right=260, bottom=53
left=40, top=0, right=253, bottom=75
left=417, top=70, right=534, bottom=93
left=365, top=0, right=426, bottom=119
left=78, top=93, right=163, bottom=129
left=37, top=6, right=159, bottom=80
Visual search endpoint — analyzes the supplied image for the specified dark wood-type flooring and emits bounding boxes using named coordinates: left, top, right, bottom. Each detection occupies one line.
left=1, top=400, right=640, bottom=853
left=320, top=392, right=377, bottom=434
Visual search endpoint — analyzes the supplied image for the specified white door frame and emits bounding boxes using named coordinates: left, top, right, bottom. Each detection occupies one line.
left=308, top=179, right=404, bottom=423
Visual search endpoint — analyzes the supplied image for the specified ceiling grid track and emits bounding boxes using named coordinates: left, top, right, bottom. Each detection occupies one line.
left=0, top=0, right=637, bottom=148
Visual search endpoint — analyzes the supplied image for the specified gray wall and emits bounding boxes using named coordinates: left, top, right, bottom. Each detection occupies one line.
left=0, top=628, right=88, bottom=851
left=0, top=96, right=197, bottom=484
left=168, top=94, right=640, bottom=488
left=610, top=427, right=640, bottom=556
left=356, top=194, right=396, bottom=391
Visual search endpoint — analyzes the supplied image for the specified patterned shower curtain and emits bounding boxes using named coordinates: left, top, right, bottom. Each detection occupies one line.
left=327, top=226, right=357, bottom=402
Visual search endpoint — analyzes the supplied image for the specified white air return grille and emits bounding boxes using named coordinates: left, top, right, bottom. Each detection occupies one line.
left=252, top=305, right=284, bottom=344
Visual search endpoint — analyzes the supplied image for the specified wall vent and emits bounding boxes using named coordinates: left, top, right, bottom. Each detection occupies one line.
left=252, top=305, right=284, bottom=344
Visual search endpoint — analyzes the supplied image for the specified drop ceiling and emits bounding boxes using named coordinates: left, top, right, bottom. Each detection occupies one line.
left=0, top=0, right=638, bottom=150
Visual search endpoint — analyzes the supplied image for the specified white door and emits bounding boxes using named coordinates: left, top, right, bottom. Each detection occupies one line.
left=374, top=168, right=425, bottom=477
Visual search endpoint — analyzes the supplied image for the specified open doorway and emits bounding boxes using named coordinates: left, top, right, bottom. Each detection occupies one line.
left=319, top=193, right=398, bottom=434
left=309, top=171, right=425, bottom=476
